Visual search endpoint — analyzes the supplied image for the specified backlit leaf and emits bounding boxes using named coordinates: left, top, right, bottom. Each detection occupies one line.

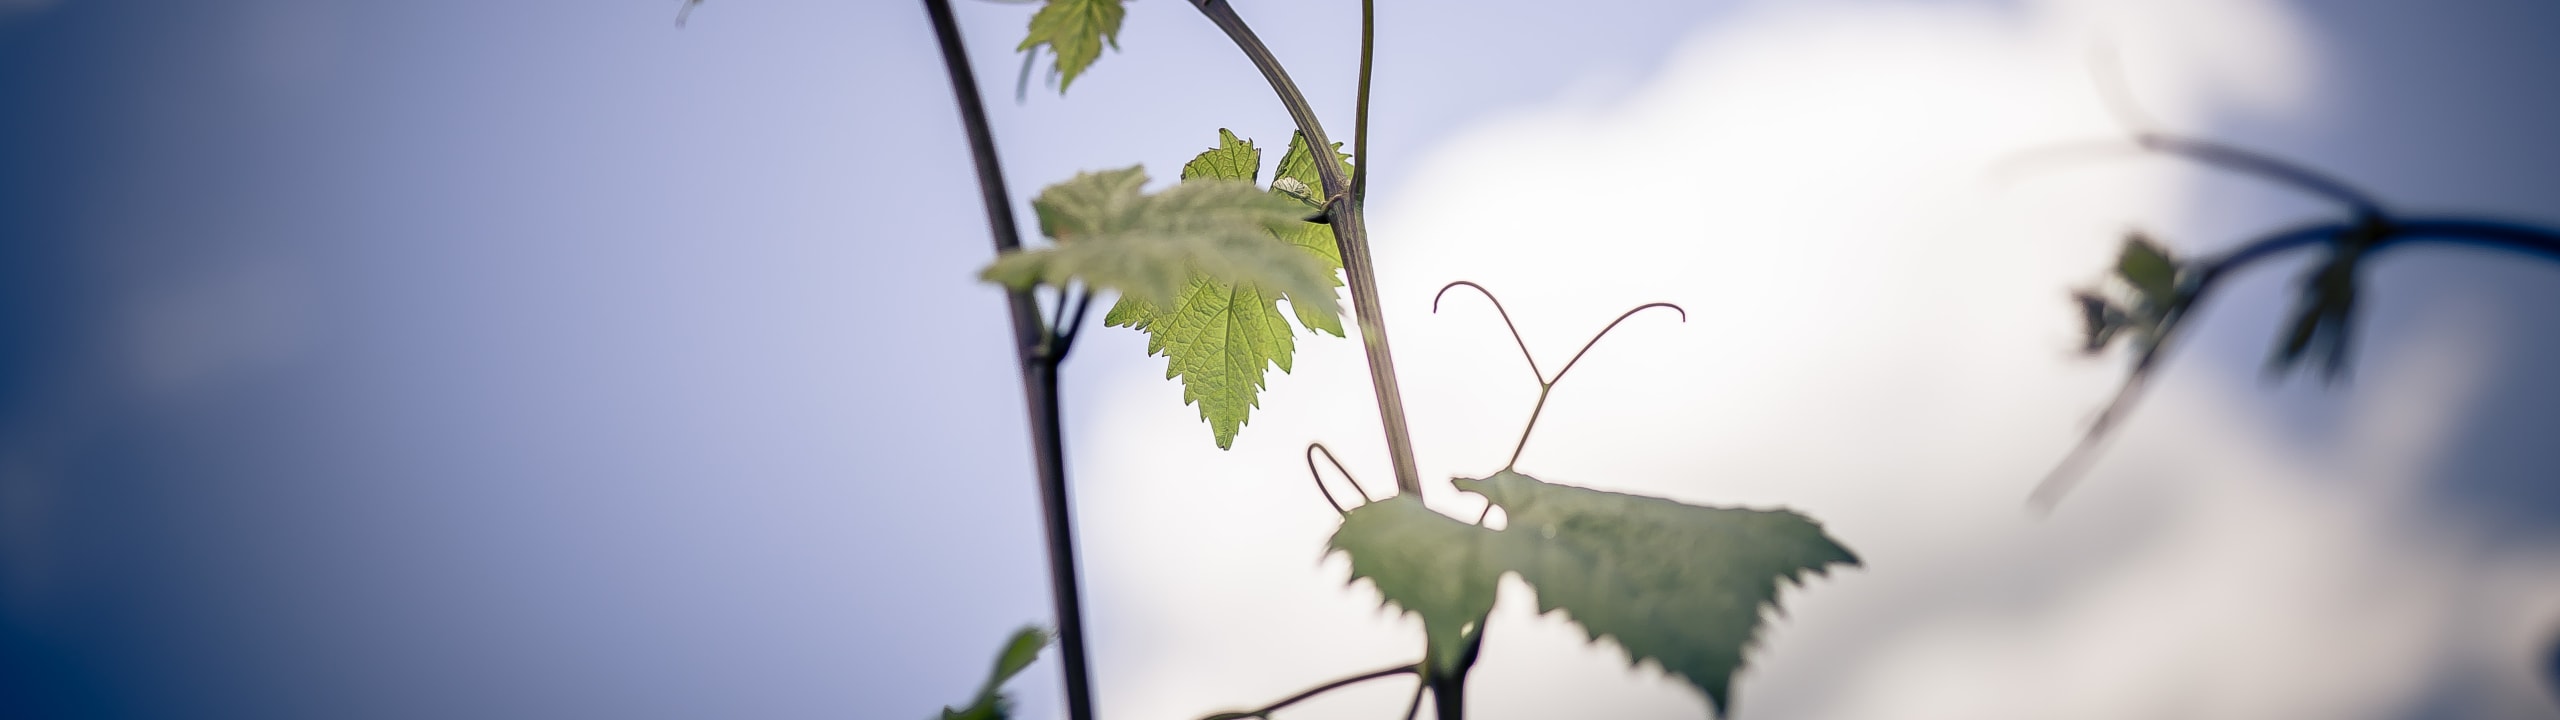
left=980, top=166, right=1337, bottom=320
left=1459, top=470, right=1857, bottom=716
left=1326, top=495, right=1503, bottom=676
left=2115, top=233, right=2179, bottom=309
left=1100, top=130, right=1347, bottom=448
left=1328, top=471, right=1858, bottom=717
left=1017, top=0, right=1126, bottom=92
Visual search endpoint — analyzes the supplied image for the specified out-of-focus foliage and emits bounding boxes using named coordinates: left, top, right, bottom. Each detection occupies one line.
left=2074, top=233, right=2184, bottom=356
left=937, top=626, right=1052, bottom=720
left=1328, top=495, right=1503, bottom=676
left=980, top=166, right=1338, bottom=320
left=1017, top=0, right=1126, bottom=92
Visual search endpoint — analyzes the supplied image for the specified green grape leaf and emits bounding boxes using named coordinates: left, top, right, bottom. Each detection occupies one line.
left=1457, top=470, right=1859, bottom=717
left=1270, top=132, right=1350, bottom=337
left=1100, top=131, right=1348, bottom=448
left=1103, top=276, right=1299, bottom=449
left=980, top=166, right=1339, bottom=320
left=1326, top=472, right=1857, bottom=715
left=1017, top=0, right=1126, bottom=93
left=1182, top=128, right=1261, bottom=182
left=937, top=626, right=1052, bottom=720
left=1326, top=495, right=1504, bottom=676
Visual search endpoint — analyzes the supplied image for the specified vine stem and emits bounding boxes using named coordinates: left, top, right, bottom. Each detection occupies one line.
left=1353, top=0, right=1375, bottom=202
left=919, top=2, right=1098, bottom=719
left=1195, top=663, right=1419, bottom=720
left=1433, top=282, right=1685, bottom=470
left=1189, top=0, right=1424, bottom=496
left=2027, top=215, right=2560, bottom=511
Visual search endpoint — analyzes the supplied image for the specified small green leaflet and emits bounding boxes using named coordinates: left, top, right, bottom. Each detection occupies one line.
left=1271, top=133, right=1352, bottom=336
left=1017, top=0, right=1126, bottom=92
left=980, top=166, right=1339, bottom=321
left=1328, top=471, right=1859, bottom=717
left=936, top=626, right=1052, bottom=720
left=1102, top=130, right=1349, bottom=449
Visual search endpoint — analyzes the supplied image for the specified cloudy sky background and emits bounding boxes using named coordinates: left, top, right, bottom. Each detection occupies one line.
left=2, top=1, right=2557, bottom=719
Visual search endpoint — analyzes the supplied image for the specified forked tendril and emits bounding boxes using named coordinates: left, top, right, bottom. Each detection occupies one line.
left=1432, top=281, right=1686, bottom=471
left=1306, top=442, right=1374, bottom=516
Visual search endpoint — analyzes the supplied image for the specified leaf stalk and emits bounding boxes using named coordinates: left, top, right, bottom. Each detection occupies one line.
left=920, top=2, right=1099, bottom=719
left=1188, top=0, right=1425, bottom=496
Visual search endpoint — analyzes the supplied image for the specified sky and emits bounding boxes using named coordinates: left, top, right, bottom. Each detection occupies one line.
left=2, top=1, right=2557, bottom=719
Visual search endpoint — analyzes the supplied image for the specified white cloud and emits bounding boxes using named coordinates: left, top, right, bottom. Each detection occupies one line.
left=1065, top=1, right=2560, bottom=718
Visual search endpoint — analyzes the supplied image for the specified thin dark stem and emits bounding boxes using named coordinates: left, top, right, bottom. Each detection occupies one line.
left=1054, top=288, right=1096, bottom=357
left=2135, top=134, right=2385, bottom=218
left=1434, top=281, right=1544, bottom=385
left=1042, top=286, right=1073, bottom=358
left=1426, top=628, right=1485, bottom=720
left=1189, top=0, right=1425, bottom=497
left=2030, top=215, right=2560, bottom=511
left=920, top=2, right=1096, bottom=719
left=1988, top=137, right=2385, bottom=219
left=1353, top=0, right=1375, bottom=202
left=1400, top=679, right=1425, bottom=720
left=2379, top=218, right=2560, bottom=261
left=2074, top=43, right=2384, bottom=218
left=1197, top=664, right=1419, bottom=720
left=1503, top=385, right=1554, bottom=471
left=1546, top=302, right=1687, bottom=390
left=1506, top=302, right=1686, bottom=469
left=1306, top=443, right=1374, bottom=516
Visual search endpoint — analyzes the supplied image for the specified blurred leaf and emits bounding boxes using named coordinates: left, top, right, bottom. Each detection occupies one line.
left=2076, top=233, right=2186, bottom=357
left=1328, top=472, right=1858, bottom=715
left=1459, top=470, right=1858, bottom=717
left=937, top=626, right=1052, bottom=720
left=2073, top=290, right=2126, bottom=354
left=1101, top=131, right=1347, bottom=448
left=1017, top=0, right=1125, bottom=92
left=2270, top=247, right=2363, bottom=381
left=981, top=166, right=1337, bottom=319
left=1327, top=495, right=1503, bottom=676
left=2115, top=233, right=2179, bottom=305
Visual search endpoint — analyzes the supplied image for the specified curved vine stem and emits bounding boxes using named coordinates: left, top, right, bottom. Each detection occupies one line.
left=1196, top=663, right=1420, bottom=720
left=1189, top=0, right=1424, bottom=496
left=1306, top=442, right=1375, bottom=516
left=1434, top=282, right=1686, bottom=470
left=919, top=2, right=1097, bottom=718
left=1433, top=281, right=1545, bottom=386
left=1353, top=0, right=1375, bottom=203
left=1051, top=287, right=1096, bottom=358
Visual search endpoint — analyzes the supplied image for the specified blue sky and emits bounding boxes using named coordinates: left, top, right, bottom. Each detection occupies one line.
left=2, top=1, right=2557, bottom=719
